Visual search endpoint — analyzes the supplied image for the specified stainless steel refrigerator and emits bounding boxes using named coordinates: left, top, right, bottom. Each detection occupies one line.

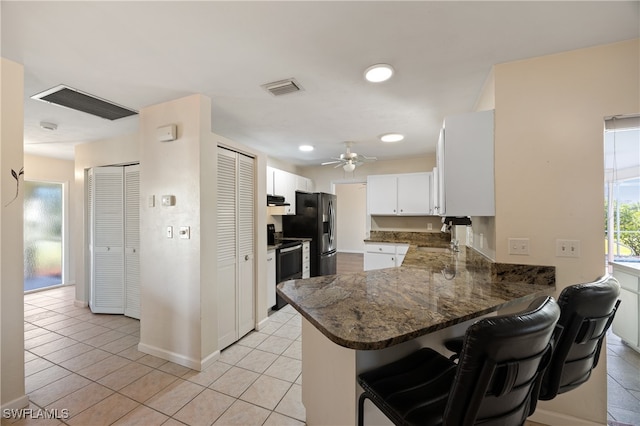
left=283, top=191, right=337, bottom=276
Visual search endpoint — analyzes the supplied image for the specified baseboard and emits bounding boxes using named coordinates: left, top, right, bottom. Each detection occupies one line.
left=529, top=408, right=604, bottom=426
left=1, top=395, right=29, bottom=412
left=137, top=342, right=219, bottom=372
left=73, top=299, right=88, bottom=308
left=256, top=317, right=270, bottom=331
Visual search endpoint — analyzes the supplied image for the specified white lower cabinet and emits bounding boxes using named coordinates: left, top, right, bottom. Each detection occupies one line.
left=267, top=249, right=276, bottom=309
left=612, top=264, right=640, bottom=350
left=302, top=241, right=311, bottom=278
left=364, top=243, right=409, bottom=271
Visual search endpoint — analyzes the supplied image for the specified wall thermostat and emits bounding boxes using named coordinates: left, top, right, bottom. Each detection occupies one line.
left=157, top=124, right=177, bottom=142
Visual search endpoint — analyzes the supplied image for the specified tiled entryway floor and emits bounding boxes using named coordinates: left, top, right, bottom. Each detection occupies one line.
left=607, top=331, right=640, bottom=425
left=7, top=285, right=305, bottom=426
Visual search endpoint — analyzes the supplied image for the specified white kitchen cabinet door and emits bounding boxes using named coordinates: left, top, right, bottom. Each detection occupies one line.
left=367, top=175, right=398, bottom=215
left=267, top=250, right=276, bottom=309
left=89, top=167, right=125, bottom=314
left=218, top=147, right=256, bottom=350
left=266, top=166, right=275, bottom=196
left=123, top=165, right=141, bottom=319
left=273, top=169, right=296, bottom=214
left=364, top=252, right=396, bottom=271
left=439, top=110, right=494, bottom=216
left=397, top=173, right=431, bottom=215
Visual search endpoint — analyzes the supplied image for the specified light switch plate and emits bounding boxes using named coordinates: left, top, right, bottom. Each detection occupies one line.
left=167, top=226, right=173, bottom=239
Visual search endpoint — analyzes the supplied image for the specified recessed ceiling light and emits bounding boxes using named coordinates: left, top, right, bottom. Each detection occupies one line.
left=299, top=145, right=314, bottom=152
left=380, top=133, right=404, bottom=143
left=364, top=64, right=394, bottom=83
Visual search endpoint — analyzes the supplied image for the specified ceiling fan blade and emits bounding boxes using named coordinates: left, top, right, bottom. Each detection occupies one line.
left=321, top=160, right=342, bottom=166
left=334, top=163, right=345, bottom=168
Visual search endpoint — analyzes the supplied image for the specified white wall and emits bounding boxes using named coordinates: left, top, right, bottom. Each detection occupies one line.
left=335, top=183, right=367, bottom=253
left=1, top=57, right=28, bottom=410
left=74, top=133, right=139, bottom=305
left=24, top=155, right=75, bottom=287
left=491, top=39, right=640, bottom=425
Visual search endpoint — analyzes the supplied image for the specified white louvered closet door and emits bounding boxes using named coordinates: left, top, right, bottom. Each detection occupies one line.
left=238, top=153, right=255, bottom=337
left=89, top=167, right=125, bottom=314
left=217, top=148, right=238, bottom=349
left=124, top=165, right=140, bottom=319
left=217, top=147, right=256, bottom=350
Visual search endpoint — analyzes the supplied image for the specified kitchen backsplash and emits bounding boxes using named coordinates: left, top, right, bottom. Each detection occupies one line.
left=368, top=231, right=452, bottom=247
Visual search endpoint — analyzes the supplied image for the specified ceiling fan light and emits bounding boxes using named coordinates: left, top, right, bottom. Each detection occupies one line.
left=299, top=145, right=314, bottom=152
left=364, top=64, right=394, bottom=83
left=343, top=161, right=356, bottom=172
left=380, top=133, right=404, bottom=143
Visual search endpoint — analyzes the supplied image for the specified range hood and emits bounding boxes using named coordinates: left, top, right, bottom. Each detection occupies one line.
left=267, top=195, right=290, bottom=215
left=267, top=195, right=290, bottom=206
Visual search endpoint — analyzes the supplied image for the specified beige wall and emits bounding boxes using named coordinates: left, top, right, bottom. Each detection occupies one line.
left=74, top=133, right=140, bottom=304
left=492, top=39, right=640, bottom=425
left=1, top=58, right=28, bottom=410
left=137, top=94, right=268, bottom=370
left=24, top=155, right=75, bottom=287
left=335, top=183, right=367, bottom=253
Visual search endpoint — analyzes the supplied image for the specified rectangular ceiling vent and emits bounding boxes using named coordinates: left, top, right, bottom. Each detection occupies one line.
left=262, top=78, right=303, bottom=96
left=31, top=85, right=138, bottom=120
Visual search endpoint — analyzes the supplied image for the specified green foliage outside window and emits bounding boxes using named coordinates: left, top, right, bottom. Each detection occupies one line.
left=605, top=201, right=640, bottom=256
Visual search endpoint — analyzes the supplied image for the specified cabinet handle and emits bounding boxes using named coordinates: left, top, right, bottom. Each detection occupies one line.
left=379, top=248, right=382, bottom=251
left=245, top=255, right=249, bottom=261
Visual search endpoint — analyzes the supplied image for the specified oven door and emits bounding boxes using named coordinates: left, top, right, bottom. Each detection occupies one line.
left=275, top=243, right=302, bottom=309
left=276, top=243, right=303, bottom=282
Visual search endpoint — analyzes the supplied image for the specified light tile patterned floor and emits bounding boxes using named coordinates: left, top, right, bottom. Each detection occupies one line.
left=5, top=285, right=305, bottom=426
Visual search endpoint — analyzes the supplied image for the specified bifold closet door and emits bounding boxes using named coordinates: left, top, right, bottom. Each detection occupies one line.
left=217, top=147, right=255, bottom=350
left=89, top=167, right=125, bottom=314
left=124, top=165, right=140, bottom=319
left=88, top=165, right=140, bottom=317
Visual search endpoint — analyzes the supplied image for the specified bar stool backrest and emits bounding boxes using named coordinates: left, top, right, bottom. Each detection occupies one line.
left=538, top=276, right=621, bottom=400
left=444, top=296, right=561, bottom=425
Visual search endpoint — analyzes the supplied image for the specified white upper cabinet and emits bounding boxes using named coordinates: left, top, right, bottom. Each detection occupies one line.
left=266, top=166, right=275, bottom=196
left=438, top=110, right=495, bottom=216
left=268, top=167, right=314, bottom=215
left=273, top=168, right=296, bottom=215
left=367, top=172, right=433, bottom=216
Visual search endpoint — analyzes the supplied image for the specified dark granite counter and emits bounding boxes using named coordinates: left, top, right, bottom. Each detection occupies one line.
left=277, top=233, right=555, bottom=350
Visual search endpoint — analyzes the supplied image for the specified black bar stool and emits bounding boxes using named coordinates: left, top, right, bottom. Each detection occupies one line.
left=357, top=296, right=561, bottom=426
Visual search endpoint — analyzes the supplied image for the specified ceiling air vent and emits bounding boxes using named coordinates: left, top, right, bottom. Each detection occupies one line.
left=262, top=78, right=303, bottom=96
left=31, top=85, right=138, bottom=120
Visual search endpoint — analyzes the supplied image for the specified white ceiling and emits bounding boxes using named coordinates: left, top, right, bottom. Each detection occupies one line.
left=3, top=1, right=639, bottom=166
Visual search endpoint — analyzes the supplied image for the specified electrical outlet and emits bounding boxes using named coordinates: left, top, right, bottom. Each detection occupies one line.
left=556, top=239, right=580, bottom=258
left=508, top=238, right=530, bottom=255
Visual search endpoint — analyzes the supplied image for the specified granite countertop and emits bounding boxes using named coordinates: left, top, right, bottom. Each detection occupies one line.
left=277, top=231, right=555, bottom=350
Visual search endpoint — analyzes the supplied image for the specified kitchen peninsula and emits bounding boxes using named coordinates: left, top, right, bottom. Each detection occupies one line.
left=277, top=233, right=555, bottom=425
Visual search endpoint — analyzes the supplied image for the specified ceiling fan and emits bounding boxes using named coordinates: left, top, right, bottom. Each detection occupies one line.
left=321, top=142, right=377, bottom=172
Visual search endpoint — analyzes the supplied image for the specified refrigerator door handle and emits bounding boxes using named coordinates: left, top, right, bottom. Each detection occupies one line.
left=328, top=199, right=336, bottom=246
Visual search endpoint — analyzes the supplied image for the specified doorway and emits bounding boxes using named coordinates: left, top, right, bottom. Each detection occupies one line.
left=24, top=180, right=63, bottom=292
left=334, top=182, right=367, bottom=273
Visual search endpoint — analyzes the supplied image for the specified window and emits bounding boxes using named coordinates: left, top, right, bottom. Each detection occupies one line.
left=604, top=115, right=640, bottom=267
left=24, top=181, right=63, bottom=292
